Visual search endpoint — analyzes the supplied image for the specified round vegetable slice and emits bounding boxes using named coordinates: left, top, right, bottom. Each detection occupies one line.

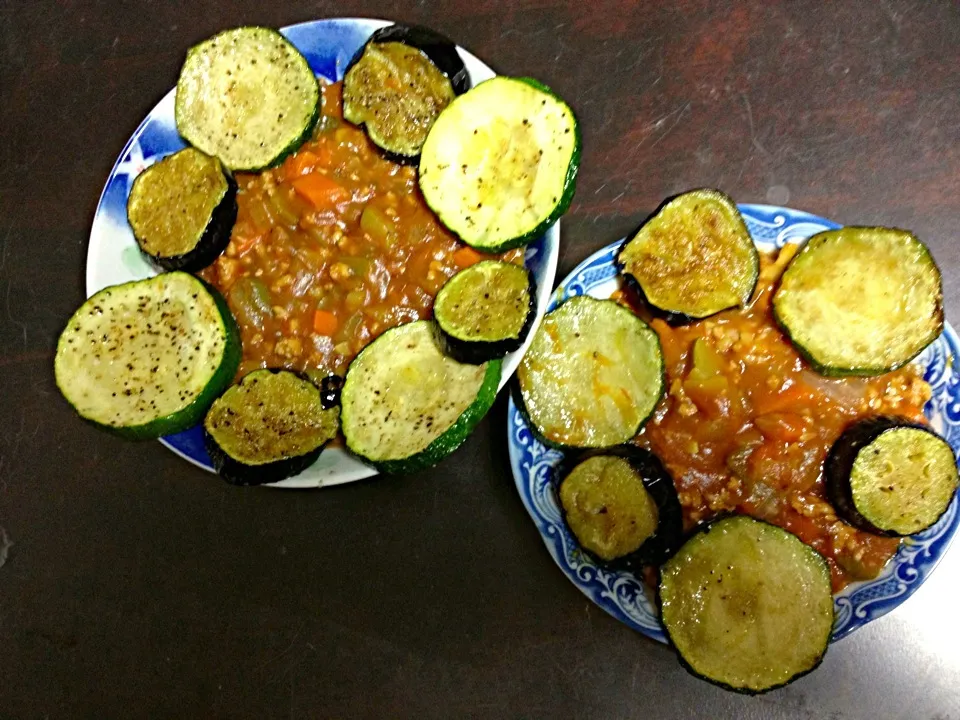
left=616, top=189, right=758, bottom=321
left=659, top=516, right=834, bottom=694
left=343, top=24, right=468, bottom=160
left=772, top=227, right=943, bottom=376
left=204, top=369, right=339, bottom=485
left=175, top=26, right=320, bottom=171
left=434, top=260, right=535, bottom=364
left=558, top=446, right=682, bottom=568
left=341, top=320, right=501, bottom=473
left=826, top=416, right=959, bottom=536
left=419, top=76, right=580, bottom=252
left=54, top=273, right=241, bottom=439
left=517, top=296, right=664, bottom=449
left=127, top=148, right=237, bottom=272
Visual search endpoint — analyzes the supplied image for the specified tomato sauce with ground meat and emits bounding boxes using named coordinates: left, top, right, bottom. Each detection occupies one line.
left=618, top=245, right=932, bottom=590
left=201, top=81, right=521, bottom=378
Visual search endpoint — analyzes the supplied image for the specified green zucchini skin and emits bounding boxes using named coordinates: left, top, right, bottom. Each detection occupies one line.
left=615, top=189, right=759, bottom=325
left=343, top=23, right=469, bottom=164
left=374, top=358, right=501, bottom=475
left=515, top=296, right=665, bottom=451
left=419, top=76, right=581, bottom=253
left=772, top=227, right=944, bottom=377
left=130, top=170, right=237, bottom=273
left=204, top=369, right=339, bottom=486
left=435, top=263, right=537, bottom=364
left=340, top=320, right=502, bottom=474
left=658, top=515, right=834, bottom=695
left=55, top=274, right=241, bottom=440
left=506, top=78, right=582, bottom=253
left=826, top=416, right=958, bottom=536
left=557, top=445, right=683, bottom=568
left=175, top=26, right=320, bottom=172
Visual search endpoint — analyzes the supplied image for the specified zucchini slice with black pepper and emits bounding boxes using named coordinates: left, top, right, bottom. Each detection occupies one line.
left=517, top=296, right=664, bottom=449
left=616, top=189, right=759, bottom=321
left=773, top=227, right=944, bottom=376
left=558, top=446, right=682, bottom=568
left=433, top=260, right=535, bottom=364
left=340, top=320, right=501, bottom=473
left=54, top=273, right=241, bottom=440
left=659, top=516, right=834, bottom=694
left=419, top=76, right=580, bottom=252
left=826, top=416, right=959, bottom=536
left=204, top=369, right=340, bottom=485
left=343, top=24, right=468, bottom=161
left=175, top=26, right=320, bottom=171
left=127, top=148, right=237, bottom=272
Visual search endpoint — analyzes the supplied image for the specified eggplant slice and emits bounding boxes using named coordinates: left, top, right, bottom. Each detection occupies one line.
left=204, top=369, right=340, bottom=486
left=433, top=260, right=536, bottom=364
left=343, top=24, right=468, bottom=161
left=616, top=189, right=759, bottom=323
left=127, top=148, right=237, bottom=272
left=558, top=446, right=682, bottom=568
left=826, top=416, right=958, bottom=536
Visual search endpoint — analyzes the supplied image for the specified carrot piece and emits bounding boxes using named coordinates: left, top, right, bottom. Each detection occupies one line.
left=283, top=150, right=320, bottom=181
left=754, top=412, right=807, bottom=442
left=292, top=173, right=347, bottom=209
left=313, top=309, right=339, bottom=336
left=231, top=232, right=263, bottom=256
left=453, top=246, right=485, bottom=268
left=752, top=382, right=821, bottom=416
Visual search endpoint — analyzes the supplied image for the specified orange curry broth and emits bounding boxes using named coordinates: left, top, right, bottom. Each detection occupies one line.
left=619, top=245, right=932, bottom=591
left=201, top=81, right=521, bottom=377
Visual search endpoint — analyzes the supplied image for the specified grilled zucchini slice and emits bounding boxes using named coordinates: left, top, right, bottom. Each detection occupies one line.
left=660, top=516, right=834, bottom=694
left=127, top=148, right=237, bottom=272
left=558, top=446, right=682, bottom=568
left=54, top=273, right=240, bottom=439
left=419, top=76, right=580, bottom=252
left=826, top=416, right=959, bottom=536
left=773, top=227, right=943, bottom=376
left=204, top=369, right=339, bottom=486
left=340, top=320, right=501, bottom=473
left=175, top=26, right=319, bottom=171
left=517, top=296, right=664, bottom=449
left=343, top=24, right=467, bottom=160
left=433, top=260, right=535, bottom=364
left=616, top=189, right=759, bottom=321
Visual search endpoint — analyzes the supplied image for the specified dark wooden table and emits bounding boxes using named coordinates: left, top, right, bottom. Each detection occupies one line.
left=3, top=1, right=959, bottom=717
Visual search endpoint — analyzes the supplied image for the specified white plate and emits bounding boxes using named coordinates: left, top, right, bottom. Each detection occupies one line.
left=87, top=18, right=559, bottom=487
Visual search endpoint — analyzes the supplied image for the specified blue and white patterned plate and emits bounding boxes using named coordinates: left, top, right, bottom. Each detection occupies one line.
left=85, top=18, right=559, bottom=488
left=508, top=204, right=960, bottom=642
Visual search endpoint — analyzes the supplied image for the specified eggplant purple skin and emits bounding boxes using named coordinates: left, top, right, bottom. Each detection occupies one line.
left=614, top=189, right=756, bottom=326
left=204, top=437, right=326, bottom=486
left=139, top=174, right=238, bottom=273
left=343, top=23, right=470, bottom=165
left=203, top=369, right=338, bottom=487
left=556, top=445, right=684, bottom=569
left=318, top=374, right=344, bottom=410
left=825, top=415, right=951, bottom=537
left=436, top=267, right=537, bottom=365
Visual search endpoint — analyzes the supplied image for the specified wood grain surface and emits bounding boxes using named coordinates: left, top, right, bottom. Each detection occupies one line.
left=1, top=1, right=959, bottom=718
